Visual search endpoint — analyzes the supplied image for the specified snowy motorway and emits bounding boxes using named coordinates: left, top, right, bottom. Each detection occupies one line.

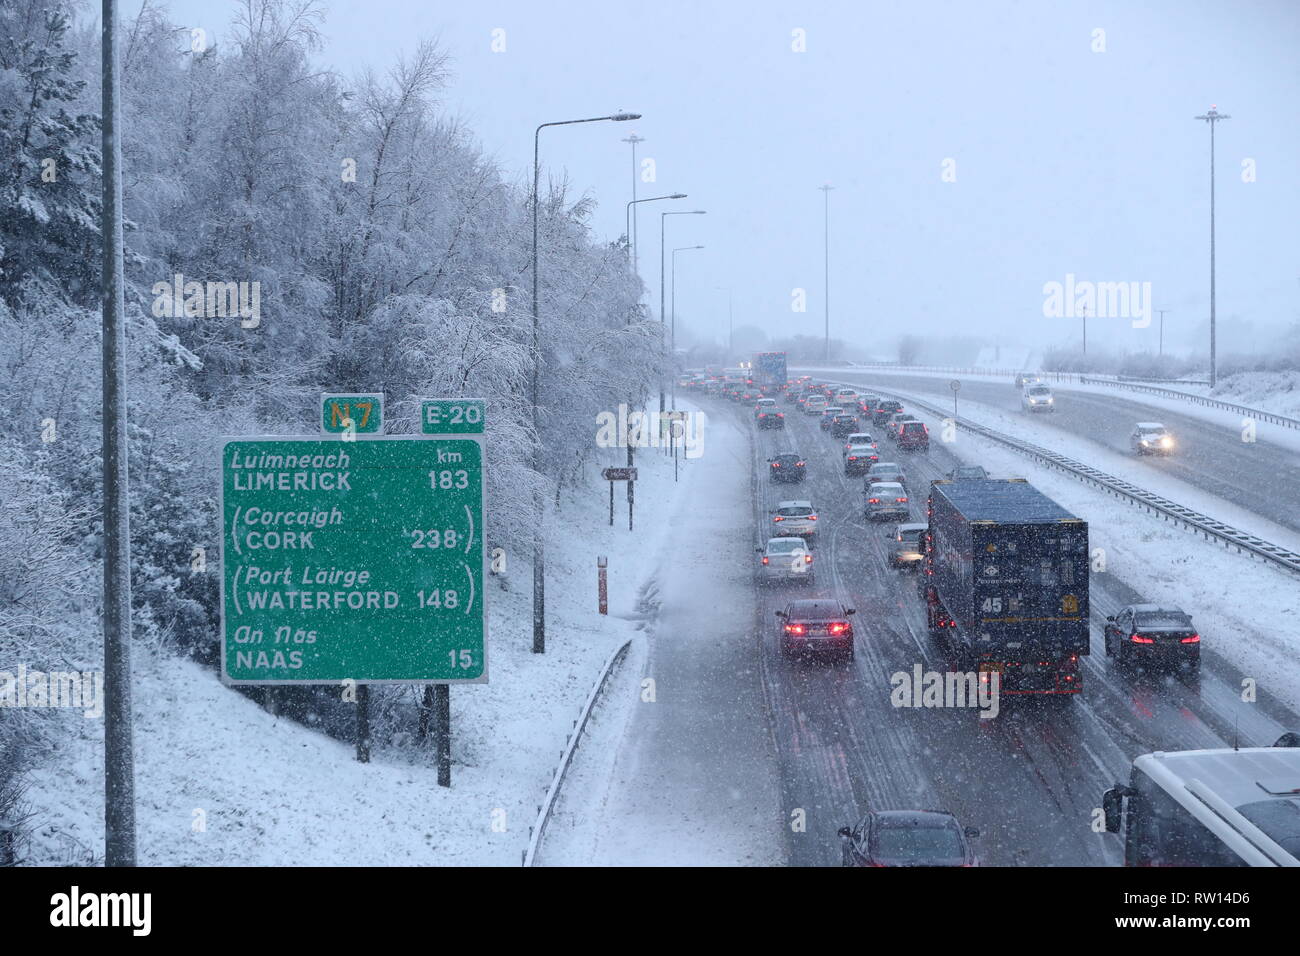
left=546, top=383, right=1300, bottom=866
left=824, top=370, right=1300, bottom=537
left=738, top=390, right=1297, bottom=866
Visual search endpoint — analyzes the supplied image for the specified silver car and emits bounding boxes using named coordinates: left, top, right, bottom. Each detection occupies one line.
left=1131, top=422, right=1174, bottom=455
left=885, top=522, right=928, bottom=569
left=771, top=500, right=819, bottom=541
left=757, top=536, right=815, bottom=585
left=865, top=481, right=910, bottom=521
left=1022, top=384, right=1055, bottom=412
left=804, top=396, right=828, bottom=415
left=866, top=462, right=906, bottom=491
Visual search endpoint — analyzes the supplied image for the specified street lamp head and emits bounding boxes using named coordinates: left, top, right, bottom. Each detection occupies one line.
left=669, top=193, right=687, bottom=199
left=690, top=210, right=706, bottom=214
left=611, top=112, right=641, bottom=122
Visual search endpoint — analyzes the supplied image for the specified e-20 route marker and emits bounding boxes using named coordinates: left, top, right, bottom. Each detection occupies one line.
left=221, top=435, right=487, bottom=684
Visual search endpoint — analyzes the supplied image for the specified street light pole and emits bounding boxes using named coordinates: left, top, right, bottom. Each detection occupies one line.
left=1157, top=309, right=1170, bottom=358
left=622, top=133, right=644, bottom=269
left=101, top=0, right=136, bottom=869
left=660, top=210, right=705, bottom=412
left=626, top=194, right=687, bottom=275
left=531, top=111, right=639, bottom=655
left=820, top=184, right=834, bottom=362
left=1195, top=106, right=1229, bottom=388
left=671, top=245, right=704, bottom=409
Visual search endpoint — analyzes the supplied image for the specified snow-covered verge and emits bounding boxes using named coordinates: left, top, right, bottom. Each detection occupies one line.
left=893, top=407, right=1300, bottom=717
left=16, top=407, right=694, bottom=866
left=1210, top=370, right=1300, bottom=420
left=843, top=380, right=1300, bottom=556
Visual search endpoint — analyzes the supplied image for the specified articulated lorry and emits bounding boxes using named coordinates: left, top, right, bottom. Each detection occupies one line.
left=752, top=351, right=787, bottom=393
left=920, top=478, right=1089, bottom=695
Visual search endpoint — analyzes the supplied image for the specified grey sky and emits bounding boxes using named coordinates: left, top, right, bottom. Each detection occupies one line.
left=165, top=0, right=1300, bottom=357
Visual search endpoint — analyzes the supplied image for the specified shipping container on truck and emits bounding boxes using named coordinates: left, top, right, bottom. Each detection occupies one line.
left=753, top=351, right=788, bottom=392
left=921, top=478, right=1089, bottom=695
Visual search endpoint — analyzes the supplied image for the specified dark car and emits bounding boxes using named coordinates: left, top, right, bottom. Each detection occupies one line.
left=775, top=598, right=856, bottom=662
left=872, top=400, right=904, bottom=426
left=896, top=420, right=929, bottom=452
left=818, top=407, right=845, bottom=431
left=947, top=465, right=989, bottom=480
left=839, top=810, right=979, bottom=867
left=768, top=453, right=807, bottom=483
left=754, top=399, right=785, bottom=429
left=1103, top=604, right=1200, bottom=676
left=829, top=413, right=859, bottom=438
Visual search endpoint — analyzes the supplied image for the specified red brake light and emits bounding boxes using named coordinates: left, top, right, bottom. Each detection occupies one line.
left=896, top=497, right=907, bottom=503
left=771, top=462, right=780, bottom=468
left=829, top=622, right=848, bottom=635
left=808, top=514, right=817, bottom=520
left=784, top=624, right=805, bottom=635
left=796, top=461, right=805, bottom=467
left=923, top=424, right=930, bottom=434
left=868, top=498, right=880, bottom=504
left=804, top=554, right=813, bottom=563
left=1130, top=634, right=1155, bottom=644
left=773, top=515, right=783, bottom=521
left=848, top=456, right=857, bottom=461
left=761, top=556, right=769, bottom=565
left=1181, top=634, right=1201, bottom=644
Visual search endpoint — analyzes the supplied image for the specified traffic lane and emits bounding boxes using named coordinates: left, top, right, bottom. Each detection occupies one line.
left=580, top=402, right=785, bottom=865
left=743, top=398, right=1118, bottom=865
left=750, top=407, right=942, bottom=866
left=818, top=370, right=1300, bottom=535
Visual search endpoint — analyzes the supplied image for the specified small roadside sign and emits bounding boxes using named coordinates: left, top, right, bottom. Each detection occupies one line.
left=601, top=467, right=638, bottom=481
left=321, top=393, right=384, bottom=435
left=422, top=399, right=485, bottom=435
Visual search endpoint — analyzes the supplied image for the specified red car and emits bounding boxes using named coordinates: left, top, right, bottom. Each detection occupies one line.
left=896, top=420, right=930, bottom=452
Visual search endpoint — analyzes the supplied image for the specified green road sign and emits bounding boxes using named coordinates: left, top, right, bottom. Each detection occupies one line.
left=221, top=436, right=487, bottom=684
left=321, top=394, right=384, bottom=435
left=422, top=398, right=485, bottom=435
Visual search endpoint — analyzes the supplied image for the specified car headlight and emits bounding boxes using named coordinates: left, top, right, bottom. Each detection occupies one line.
left=1161, top=436, right=1173, bottom=448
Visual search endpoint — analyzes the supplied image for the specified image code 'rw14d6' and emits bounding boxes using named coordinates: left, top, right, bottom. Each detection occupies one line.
left=220, top=436, right=487, bottom=684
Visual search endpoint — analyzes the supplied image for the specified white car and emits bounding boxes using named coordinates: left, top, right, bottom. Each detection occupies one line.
left=1021, top=384, right=1055, bottom=412
left=772, top=500, right=818, bottom=540
left=865, top=481, right=910, bottom=521
left=834, top=388, right=859, bottom=406
left=1131, top=422, right=1174, bottom=455
left=804, top=396, right=828, bottom=415
left=757, top=536, right=815, bottom=585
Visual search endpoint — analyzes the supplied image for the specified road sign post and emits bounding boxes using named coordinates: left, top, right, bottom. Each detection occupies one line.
left=602, top=467, right=638, bottom=532
left=597, top=556, right=608, bottom=615
left=950, top=379, right=961, bottom=418
left=221, top=436, right=488, bottom=685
